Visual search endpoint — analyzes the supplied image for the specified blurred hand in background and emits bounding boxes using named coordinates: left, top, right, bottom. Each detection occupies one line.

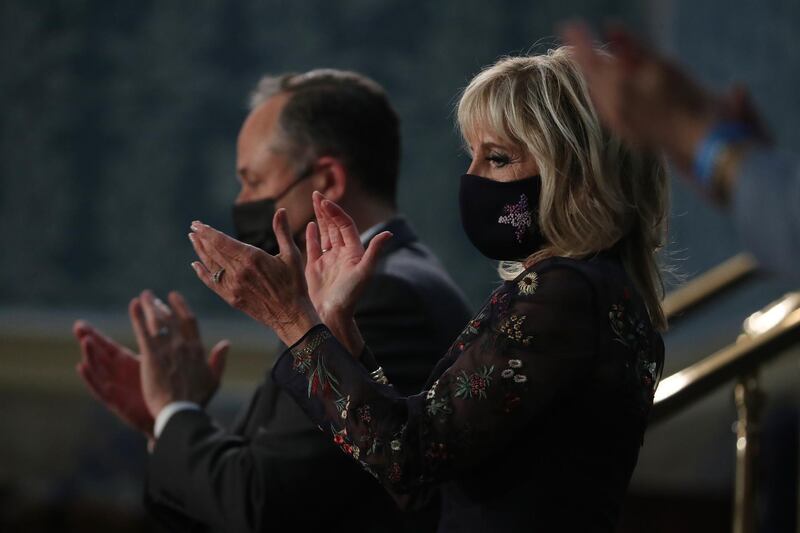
left=74, top=290, right=228, bottom=438
left=74, top=321, right=156, bottom=438
left=561, top=22, right=800, bottom=281
left=561, top=22, right=769, bottom=174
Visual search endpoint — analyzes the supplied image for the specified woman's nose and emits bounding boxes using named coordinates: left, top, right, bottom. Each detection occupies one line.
left=466, top=159, right=483, bottom=176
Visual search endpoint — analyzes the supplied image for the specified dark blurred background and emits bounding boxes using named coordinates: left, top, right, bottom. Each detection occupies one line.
left=1, top=0, right=798, bottom=531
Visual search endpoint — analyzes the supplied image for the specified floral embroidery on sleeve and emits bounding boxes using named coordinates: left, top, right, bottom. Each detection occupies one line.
left=290, top=328, right=331, bottom=374
left=273, top=262, right=662, bottom=494
left=498, top=358, right=529, bottom=413
left=356, top=404, right=372, bottom=424
left=498, top=314, right=533, bottom=345
left=291, top=328, right=359, bottom=447
left=453, top=365, right=495, bottom=399
left=290, top=329, right=346, bottom=400
left=425, top=379, right=454, bottom=420
left=451, top=299, right=494, bottom=354
left=609, top=288, right=660, bottom=412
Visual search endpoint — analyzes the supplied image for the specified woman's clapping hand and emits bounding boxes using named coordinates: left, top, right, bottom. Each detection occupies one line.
left=303, top=191, right=392, bottom=355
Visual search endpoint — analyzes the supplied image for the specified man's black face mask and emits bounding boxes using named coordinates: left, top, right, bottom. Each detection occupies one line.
left=231, top=166, right=313, bottom=254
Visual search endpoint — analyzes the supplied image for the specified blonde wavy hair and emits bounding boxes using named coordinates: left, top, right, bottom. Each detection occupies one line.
left=457, top=47, right=669, bottom=331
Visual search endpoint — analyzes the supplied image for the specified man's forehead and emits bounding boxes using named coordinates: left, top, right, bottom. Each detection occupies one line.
left=240, top=93, right=290, bottom=143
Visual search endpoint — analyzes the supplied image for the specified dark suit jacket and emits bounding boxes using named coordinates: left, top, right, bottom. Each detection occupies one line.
left=144, top=217, right=472, bottom=532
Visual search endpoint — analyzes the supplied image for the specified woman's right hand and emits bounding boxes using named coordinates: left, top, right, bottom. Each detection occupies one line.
left=304, top=191, right=392, bottom=356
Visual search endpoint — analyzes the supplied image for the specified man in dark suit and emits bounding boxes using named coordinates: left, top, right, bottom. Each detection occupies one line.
left=74, top=69, right=472, bottom=532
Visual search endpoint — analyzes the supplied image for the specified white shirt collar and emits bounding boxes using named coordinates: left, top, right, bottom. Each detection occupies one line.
left=359, top=219, right=391, bottom=246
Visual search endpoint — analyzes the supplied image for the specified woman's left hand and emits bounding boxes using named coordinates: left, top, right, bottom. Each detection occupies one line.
left=302, top=192, right=393, bottom=356
left=188, top=208, right=320, bottom=346
left=305, top=192, right=393, bottom=322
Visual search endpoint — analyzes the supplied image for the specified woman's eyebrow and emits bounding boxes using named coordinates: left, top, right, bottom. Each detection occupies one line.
left=481, top=142, right=509, bottom=151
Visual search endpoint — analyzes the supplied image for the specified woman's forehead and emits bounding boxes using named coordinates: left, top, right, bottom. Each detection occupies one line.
left=463, top=128, right=518, bottom=151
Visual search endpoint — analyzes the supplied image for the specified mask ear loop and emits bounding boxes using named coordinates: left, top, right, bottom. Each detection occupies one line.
left=274, top=162, right=319, bottom=247
left=274, top=162, right=316, bottom=202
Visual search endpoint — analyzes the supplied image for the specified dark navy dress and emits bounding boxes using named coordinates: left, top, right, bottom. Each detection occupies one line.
left=273, top=252, right=664, bottom=532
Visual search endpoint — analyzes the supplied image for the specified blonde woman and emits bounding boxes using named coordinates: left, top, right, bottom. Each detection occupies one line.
left=145, top=46, right=668, bottom=532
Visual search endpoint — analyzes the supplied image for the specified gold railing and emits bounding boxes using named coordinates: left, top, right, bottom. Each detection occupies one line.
left=652, top=254, right=800, bottom=533
left=652, top=300, right=800, bottom=424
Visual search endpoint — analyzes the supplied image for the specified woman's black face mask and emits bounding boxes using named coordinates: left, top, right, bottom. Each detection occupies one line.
left=458, top=174, right=546, bottom=261
left=231, top=167, right=313, bottom=254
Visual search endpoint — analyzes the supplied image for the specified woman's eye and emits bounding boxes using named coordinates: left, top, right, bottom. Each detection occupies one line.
left=486, top=153, right=511, bottom=168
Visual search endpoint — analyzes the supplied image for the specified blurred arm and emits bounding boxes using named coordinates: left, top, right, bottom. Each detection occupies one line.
left=732, top=147, right=800, bottom=279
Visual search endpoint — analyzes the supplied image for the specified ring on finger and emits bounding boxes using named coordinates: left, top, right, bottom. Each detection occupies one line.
left=212, top=268, right=225, bottom=284
left=156, top=326, right=170, bottom=338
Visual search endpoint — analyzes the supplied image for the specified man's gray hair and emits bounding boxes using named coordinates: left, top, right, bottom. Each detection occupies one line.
left=248, top=75, right=288, bottom=110
left=243, top=69, right=401, bottom=206
left=249, top=69, right=385, bottom=110
left=247, top=73, right=310, bottom=169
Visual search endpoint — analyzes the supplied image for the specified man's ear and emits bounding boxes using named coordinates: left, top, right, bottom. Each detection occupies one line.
left=313, top=156, right=347, bottom=203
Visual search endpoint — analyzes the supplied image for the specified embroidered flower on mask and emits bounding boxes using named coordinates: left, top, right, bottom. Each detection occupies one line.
left=497, top=194, right=533, bottom=243
left=513, top=374, right=528, bottom=383
left=501, top=369, right=515, bottom=379
left=508, top=359, right=523, bottom=368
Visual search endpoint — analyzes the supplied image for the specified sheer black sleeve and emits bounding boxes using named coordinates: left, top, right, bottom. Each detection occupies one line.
left=272, top=265, right=604, bottom=493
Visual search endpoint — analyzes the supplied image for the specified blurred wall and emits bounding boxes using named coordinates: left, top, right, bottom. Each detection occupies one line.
left=0, top=0, right=645, bottom=313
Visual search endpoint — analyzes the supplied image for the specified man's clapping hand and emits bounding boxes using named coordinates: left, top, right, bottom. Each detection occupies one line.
left=128, top=291, right=229, bottom=418
left=74, top=321, right=156, bottom=438
left=74, top=291, right=228, bottom=439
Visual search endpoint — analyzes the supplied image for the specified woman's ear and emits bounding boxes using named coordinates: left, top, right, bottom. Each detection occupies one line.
left=313, top=156, right=347, bottom=203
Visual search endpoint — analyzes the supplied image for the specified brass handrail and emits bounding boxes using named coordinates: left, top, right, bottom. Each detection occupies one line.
left=651, top=295, right=800, bottom=533
left=651, top=307, right=800, bottom=424
left=663, top=253, right=759, bottom=322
